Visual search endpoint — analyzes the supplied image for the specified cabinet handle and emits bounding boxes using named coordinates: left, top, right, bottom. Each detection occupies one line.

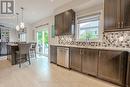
left=117, top=22, right=120, bottom=29
left=121, top=22, right=124, bottom=28
left=80, top=49, right=82, bottom=55
left=82, top=50, right=84, bottom=55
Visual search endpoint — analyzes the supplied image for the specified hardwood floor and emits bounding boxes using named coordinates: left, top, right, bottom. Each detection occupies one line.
left=0, top=56, right=119, bottom=87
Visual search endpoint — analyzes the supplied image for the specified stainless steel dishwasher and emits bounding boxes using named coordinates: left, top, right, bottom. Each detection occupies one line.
left=57, top=47, right=69, bottom=68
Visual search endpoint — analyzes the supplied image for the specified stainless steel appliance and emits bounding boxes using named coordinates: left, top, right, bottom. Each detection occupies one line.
left=0, top=27, right=9, bottom=56
left=57, top=47, right=69, bottom=68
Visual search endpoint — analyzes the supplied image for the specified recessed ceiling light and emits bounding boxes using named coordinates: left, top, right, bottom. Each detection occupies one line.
left=50, top=0, right=54, bottom=2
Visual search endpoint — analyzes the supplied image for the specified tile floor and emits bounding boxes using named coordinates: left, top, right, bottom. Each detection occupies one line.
left=0, top=56, right=119, bottom=87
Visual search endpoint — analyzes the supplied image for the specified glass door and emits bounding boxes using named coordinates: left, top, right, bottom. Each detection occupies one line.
left=37, top=28, right=48, bottom=56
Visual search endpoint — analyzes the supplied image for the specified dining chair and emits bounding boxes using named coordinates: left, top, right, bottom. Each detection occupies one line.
left=29, top=43, right=37, bottom=58
left=16, top=43, right=31, bottom=68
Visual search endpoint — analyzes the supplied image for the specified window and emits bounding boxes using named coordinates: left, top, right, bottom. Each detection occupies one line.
left=77, top=14, right=100, bottom=41
left=20, top=33, right=26, bottom=42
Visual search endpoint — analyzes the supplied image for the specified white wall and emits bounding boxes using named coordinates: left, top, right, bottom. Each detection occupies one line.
left=31, top=0, right=103, bottom=44
left=32, top=16, right=59, bottom=45
left=9, top=27, right=34, bottom=43
left=30, top=0, right=104, bottom=60
left=31, top=16, right=55, bottom=61
left=54, top=0, right=103, bottom=15
left=9, top=29, right=18, bottom=42
left=26, top=26, right=34, bottom=42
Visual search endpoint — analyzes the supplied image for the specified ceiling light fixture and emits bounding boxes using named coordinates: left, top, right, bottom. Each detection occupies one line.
left=16, top=13, right=20, bottom=31
left=20, top=7, right=25, bottom=29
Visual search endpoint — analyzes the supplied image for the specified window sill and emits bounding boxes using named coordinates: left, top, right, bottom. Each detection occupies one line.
left=75, top=38, right=103, bottom=43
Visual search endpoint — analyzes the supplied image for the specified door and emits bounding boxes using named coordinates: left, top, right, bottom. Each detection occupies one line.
left=121, top=0, right=130, bottom=29
left=104, top=0, right=121, bottom=31
left=70, top=48, right=82, bottom=72
left=82, top=49, right=99, bottom=76
left=37, top=28, right=48, bottom=56
left=55, top=13, right=64, bottom=35
left=98, top=50, right=126, bottom=86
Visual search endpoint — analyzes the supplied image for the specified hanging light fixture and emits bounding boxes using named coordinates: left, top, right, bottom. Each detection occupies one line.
left=16, top=13, right=20, bottom=31
left=20, top=7, right=25, bottom=29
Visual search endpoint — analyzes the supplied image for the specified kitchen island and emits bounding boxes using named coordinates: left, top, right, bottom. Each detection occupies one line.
left=7, top=44, right=18, bottom=65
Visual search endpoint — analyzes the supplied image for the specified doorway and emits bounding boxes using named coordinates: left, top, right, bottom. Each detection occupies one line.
left=37, top=28, right=48, bottom=57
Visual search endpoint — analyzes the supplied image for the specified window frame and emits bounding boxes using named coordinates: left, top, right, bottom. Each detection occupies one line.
left=19, top=32, right=26, bottom=42
left=76, top=11, right=103, bottom=42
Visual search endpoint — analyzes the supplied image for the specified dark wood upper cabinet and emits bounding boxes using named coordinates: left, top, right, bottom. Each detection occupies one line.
left=63, top=10, right=75, bottom=35
left=82, top=49, right=99, bottom=76
left=121, top=0, right=130, bottom=29
left=55, top=9, right=75, bottom=36
left=104, top=0, right=130, bottom=32
left=55, top=13, right=64, bottom=35
left=98, top=50, right=127, bottom=86
left=70, top=48, right=82, bottom=72
left=104, top=0, right=120, bottom=31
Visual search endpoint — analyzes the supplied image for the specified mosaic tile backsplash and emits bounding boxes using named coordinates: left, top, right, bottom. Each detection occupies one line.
left=57, top=31, right=130, bottom=48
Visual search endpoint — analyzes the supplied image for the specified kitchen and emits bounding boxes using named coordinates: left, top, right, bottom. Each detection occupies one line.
left=0, top=0, right=130, bottom=87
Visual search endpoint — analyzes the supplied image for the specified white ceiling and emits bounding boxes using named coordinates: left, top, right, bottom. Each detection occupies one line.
left=0, top=0, right=73, bottom=28
left=0, top=0, right=103, bottom=28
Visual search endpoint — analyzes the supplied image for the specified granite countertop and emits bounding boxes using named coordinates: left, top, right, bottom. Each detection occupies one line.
left=50, top=44, right=130, bottom=52
left=7, top=44, right=18, bottom=46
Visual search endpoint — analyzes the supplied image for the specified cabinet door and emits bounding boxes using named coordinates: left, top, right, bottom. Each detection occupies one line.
left=0, top=43, right=1, bottom=56
left=121, top=0, right=130, bottom=29
left=55, top=13, right=64, bottom=36
left=64, top=10, right=75, bottom=35
left=127, top=54, right=130, bottom=87
left=70, top=48, right=82, bottom=72
left=98, top=50, right=126, bottom=86
left=50, top=46, right=57, bottom=64
left=104, top=0, right=121, bottom=31
left=127, top=63, right=130, bottom=87
left=82, top=49, right=98, bottom=76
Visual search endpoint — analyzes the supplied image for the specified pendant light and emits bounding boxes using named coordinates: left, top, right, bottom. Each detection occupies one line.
left=16, top=13, right=20, bottom=31
left=20, top=7, right=25, bottom=29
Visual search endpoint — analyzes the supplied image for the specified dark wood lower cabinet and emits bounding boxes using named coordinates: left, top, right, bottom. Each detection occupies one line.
left=127, top=54, right=130, bottom=87
left=50, top=46, right=57, bottom=64
left=82, top=49, right=99, bottom=76
left=7, top=45, right=19, bottom=65
left=127, top=63, right=130, bottom=87
left=98, top=50, right=127, bottom=86
left=50, top=46, right=128, bottom=86
left=70, top=48, right=82, bottom=72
